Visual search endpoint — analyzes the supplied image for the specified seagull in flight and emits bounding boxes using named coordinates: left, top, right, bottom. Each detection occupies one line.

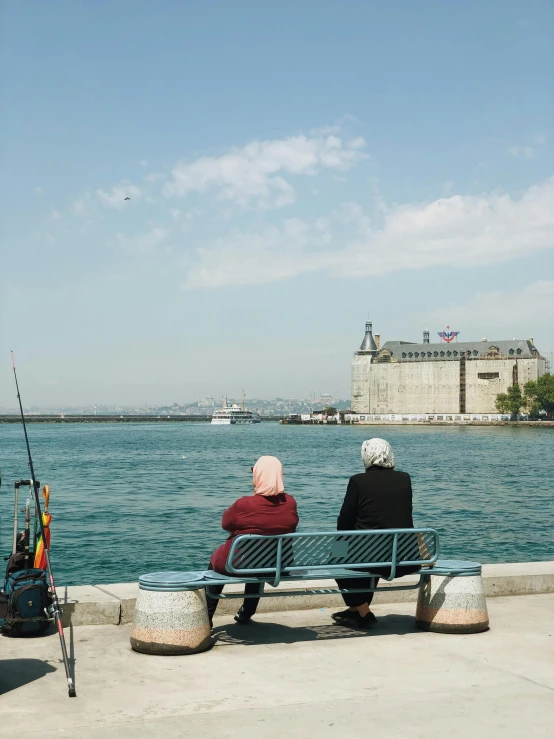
left=124, top=196, right=131, bottom=201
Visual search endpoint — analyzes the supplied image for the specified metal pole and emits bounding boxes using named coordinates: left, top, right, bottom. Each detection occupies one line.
left=11, top=352, right=76, bottom=697
left=12, top=482, right=19, bottom=554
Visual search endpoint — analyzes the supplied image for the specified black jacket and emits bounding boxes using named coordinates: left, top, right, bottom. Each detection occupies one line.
left=337, top=468, right=417, bottom=576
left=337, top=468, right=414, bottom=531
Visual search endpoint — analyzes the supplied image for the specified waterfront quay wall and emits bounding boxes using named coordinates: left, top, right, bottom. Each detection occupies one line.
left=60, top=561, right=554, bottom=626
left=280, top=418, right=554, bottom=427
left=351, top=419, right=554, bottom=426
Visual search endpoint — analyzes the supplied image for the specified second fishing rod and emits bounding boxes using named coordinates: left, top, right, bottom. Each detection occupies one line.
left=11, top=351, right=76, bottom=698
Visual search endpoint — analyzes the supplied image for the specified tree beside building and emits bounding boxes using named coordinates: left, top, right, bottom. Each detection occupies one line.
left=495, top=385, right=526, bottom=419
left=524, top=374, right=554, bottom=418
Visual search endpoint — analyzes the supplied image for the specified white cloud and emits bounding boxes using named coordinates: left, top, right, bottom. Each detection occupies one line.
left=116, top=227, right=168, bottom=254
left=509, top=145, right=536, bottom=160
left=443, top=281, right=554, bottom=327
left=96, top=182, right=141, bottom=209
left=183, top=177, right=554, bottom=289
left=183, top=227, right=324, bottom=289
left=35, top=187, right=43, bottom=195
left=139, top=160, right=148, bottom=167
left=334, top=202, right=372, bottom=236
left=509, top=134, right=545, bottom=160
left=348, top=136, right=366, bottom=150
left=163, top=133, right=367, bottom=209
left=51, top=210, right=61, bottom=220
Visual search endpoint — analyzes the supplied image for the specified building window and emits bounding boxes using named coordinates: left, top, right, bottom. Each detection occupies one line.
left=516, top=348, right=522, bottom=355
left=415, top=352, right=419, bottom=358
left=478, top=372, right=500, bottom=380
left=447, top=351, right=452, bottom=357
left=473, top=350, right=478, bottom=356
left=509, top=349, right=514, bottom=355
left=453, top=351, right=458, bottom=357
left=433, top=351, right=438, bottom=357
left=402, top=352, right=407, bottom=358
left=427, top=351, right=432, bottom=358
left=440, top=351, right=445, bottom=357
left=408, top=352, right=413, bottom=358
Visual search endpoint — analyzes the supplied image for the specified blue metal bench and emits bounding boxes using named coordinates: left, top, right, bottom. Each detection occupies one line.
left=140, top=529, right=449, bottom=599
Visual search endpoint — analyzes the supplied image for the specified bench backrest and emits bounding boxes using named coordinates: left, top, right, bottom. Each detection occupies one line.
left=225, top=528, right=439, bottom=583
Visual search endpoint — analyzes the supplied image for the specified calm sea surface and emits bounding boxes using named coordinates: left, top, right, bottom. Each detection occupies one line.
left=0, top=422, right=553, bottom=585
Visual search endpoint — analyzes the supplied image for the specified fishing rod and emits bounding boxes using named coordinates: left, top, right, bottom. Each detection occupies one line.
left=11, top=351, right=76, bottom=698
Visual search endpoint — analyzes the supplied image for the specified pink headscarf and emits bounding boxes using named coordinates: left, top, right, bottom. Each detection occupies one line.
left=253, top=456, right=285, bottom=497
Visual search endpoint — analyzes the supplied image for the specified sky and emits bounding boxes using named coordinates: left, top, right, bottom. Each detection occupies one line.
left=1, top=0, right=553, bottom=407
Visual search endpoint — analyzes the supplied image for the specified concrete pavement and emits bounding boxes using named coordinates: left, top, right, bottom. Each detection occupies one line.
left=1, top=594, right=553, bottom=738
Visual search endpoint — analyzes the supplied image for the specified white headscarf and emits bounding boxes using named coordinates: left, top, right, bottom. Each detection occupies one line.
left=361, top=438, right=395, bottom=469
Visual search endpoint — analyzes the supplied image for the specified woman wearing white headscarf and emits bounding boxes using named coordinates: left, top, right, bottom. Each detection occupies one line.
left=333, top=438, right=416, bottom=629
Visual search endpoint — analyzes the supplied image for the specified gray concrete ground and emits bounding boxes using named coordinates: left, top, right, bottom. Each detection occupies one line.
left=1, top=594, right=553, bottom=738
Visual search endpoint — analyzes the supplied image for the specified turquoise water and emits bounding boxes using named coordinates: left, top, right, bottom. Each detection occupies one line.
left=0, top=422, right=553, bottom=585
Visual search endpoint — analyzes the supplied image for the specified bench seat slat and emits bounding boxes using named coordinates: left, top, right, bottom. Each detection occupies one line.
left=204, top=567, right=397, bottom=585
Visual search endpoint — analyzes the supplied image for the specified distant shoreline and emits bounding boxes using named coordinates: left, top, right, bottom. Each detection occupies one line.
left=0, top=415, right=282, bottom=424
left=0, top=415, right=552, bottom=427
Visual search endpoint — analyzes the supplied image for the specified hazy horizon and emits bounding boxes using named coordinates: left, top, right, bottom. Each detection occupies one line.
left=2, top=1, right=553, bottom=407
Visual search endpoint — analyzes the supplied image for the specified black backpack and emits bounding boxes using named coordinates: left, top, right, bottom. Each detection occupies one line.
left=1, top=568, right=52, bottom=637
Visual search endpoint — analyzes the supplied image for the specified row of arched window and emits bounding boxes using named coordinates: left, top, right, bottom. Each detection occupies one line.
left=400, top=348, right=523, bottom=360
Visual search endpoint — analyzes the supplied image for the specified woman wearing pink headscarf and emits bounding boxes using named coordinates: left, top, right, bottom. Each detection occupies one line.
left=206, top=455, right=298, bottom=626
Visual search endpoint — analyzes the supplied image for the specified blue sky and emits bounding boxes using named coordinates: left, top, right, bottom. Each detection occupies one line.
left=1, top=0, right=553, bottom=406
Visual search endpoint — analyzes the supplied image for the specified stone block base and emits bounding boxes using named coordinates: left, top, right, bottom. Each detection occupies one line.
left=416, top=568, right=489, bottom=634
left=131, top=586, right=212, bottom=655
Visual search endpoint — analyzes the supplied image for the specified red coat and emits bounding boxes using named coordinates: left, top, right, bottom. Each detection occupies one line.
left=210, top=493, right=299, bottom=574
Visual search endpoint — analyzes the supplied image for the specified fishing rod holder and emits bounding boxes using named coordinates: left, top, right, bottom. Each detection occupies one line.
left=15, top=480, right=40, bottom=489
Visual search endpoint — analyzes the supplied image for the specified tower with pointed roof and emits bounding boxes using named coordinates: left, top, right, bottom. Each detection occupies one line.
left=351, top=318, right=379, bottom=412
left=358, top=320, right=378, bottom=354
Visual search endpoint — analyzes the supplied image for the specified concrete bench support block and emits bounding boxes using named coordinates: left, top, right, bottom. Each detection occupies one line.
left=416, top=573, right=489, bottom=634
left=130, top=588, right=212, bottom=655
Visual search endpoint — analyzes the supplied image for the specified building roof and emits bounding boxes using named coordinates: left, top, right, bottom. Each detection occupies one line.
left=381, top=339, right=540, bottom=360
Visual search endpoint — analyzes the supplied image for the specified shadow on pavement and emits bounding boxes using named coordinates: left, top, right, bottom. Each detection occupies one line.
left=214, top=614, right=418, bottom=646
left=0, top=659, right=57, bottom=694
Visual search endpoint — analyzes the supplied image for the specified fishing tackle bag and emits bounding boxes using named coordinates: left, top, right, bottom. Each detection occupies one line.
left=1, top=568, right=52, bottom=637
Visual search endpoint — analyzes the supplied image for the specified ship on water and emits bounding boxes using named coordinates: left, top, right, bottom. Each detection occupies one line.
left=211, top=393, right=261, bottom=425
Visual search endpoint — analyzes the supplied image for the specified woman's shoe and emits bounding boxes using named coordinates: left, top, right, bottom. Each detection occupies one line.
left=332, top=608, right=356, bottom=622
left=234, top=607, right=252, bottom=625
left=332, top=609, right=377, bottom=629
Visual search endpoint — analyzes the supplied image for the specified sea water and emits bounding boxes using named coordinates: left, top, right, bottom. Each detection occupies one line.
left=0, top=422, right=552, bottom=585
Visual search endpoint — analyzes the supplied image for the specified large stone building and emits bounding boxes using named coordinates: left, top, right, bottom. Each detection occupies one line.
left=351, top=320, right=546, bottom=415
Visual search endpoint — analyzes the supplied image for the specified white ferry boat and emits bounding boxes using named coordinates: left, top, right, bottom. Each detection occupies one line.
left=211, top=396, right=261, bottom=425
